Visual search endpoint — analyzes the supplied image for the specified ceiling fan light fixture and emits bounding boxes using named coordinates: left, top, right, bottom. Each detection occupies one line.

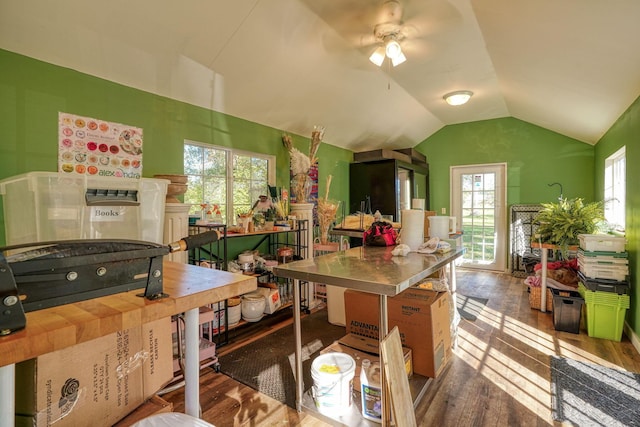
left=369, top=46, right=386, bottom=67
left=384, top=38, right=402, bottom=59
left=391, top=51, right=406, bottom=67
left=444, top=90, right=473, bottom=106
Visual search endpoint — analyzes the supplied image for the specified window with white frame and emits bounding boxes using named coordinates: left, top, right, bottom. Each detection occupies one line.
left=604, top=146, right=625, bottom=232
left=184, top=141, right=275, bottom=224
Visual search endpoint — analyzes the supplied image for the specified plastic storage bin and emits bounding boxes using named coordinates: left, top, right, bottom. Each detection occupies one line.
left=577, top=249, right=628, bottom=262
left=551, top=288, right=584, bottom=334
left=578, top=272, right=629, bottom=295
left=578, top=234, right=626, bottom=253
left=0, top=172, right=168, bottom=245
left=578, top=260, right=628, bottom=281
left=578, top=282, right=630, bottom=341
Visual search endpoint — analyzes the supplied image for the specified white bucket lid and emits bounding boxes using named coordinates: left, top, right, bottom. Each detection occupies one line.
left=311, top=352, right=356, bottom=379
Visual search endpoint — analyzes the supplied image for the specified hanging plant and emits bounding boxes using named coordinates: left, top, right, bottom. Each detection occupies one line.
left=532, top=197, right=605, bottom=257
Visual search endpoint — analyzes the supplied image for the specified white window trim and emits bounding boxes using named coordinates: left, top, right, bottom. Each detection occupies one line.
left=604, top=146, right=625, bottom=232
left=184, top=140, right=276, bottom=224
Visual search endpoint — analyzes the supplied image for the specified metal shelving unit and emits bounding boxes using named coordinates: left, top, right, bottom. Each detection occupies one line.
left=510, top=204, right=543, bottom=277
left=185, top=220, right=310, bottom=348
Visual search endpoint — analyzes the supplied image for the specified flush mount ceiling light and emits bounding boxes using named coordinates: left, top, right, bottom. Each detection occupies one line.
left=443, top=90, right=473, bottom=106
left=369, top=34, right=406, bottom=67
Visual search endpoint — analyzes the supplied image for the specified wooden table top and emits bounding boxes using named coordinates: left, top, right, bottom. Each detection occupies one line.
left=0, top=260, right=256, bottom=367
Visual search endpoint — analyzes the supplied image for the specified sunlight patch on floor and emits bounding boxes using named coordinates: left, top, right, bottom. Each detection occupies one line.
left=457, top=327, right=553, bottom=422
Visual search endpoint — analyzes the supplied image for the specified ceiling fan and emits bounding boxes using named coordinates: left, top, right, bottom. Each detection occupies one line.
left=367, top=0, right=413, bottom=67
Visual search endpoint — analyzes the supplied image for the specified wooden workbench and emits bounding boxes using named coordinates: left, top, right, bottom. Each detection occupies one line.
left=0, top=260, right=257, bottom=425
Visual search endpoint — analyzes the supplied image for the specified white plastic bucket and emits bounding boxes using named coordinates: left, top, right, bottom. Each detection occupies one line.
left=428, top=216, right=454, bottom=239
left=311, top=352, right=356, bottom=416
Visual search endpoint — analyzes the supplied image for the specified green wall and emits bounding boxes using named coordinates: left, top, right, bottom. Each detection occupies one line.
left=416, top=117, right=595, bottom=213
left=594, top=96, right=640, bottom=336
left=2, top=47, right=638, bottom=343
left=0, top=49, right=353, bottom=247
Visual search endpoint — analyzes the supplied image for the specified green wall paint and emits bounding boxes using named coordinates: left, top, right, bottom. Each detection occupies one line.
left=594, top=96, right=640, bottom=336
left=3, top=48, right=639, bottom=343
left=416, top=117, right=595, bottom=213
left=0, top=49, right=352, bottom=248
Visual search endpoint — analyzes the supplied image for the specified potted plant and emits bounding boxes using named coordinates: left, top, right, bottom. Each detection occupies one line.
left=264, top=207, right=277, bottom=230
left=532, top=197, right=605, bottom=258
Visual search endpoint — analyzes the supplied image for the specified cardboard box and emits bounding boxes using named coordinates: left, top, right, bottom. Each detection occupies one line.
left=423, top=211, right=437, bottom=238
left=344, top=288, right=452, bottom=378
left=15, top=318, right=173, bottom=427
left=113, top=395, right=173, bottom=427
left=393, top=148, right=427, bottom=163
left=320, top=334, right=412, bottom=391
left=255, top=287, right=282, bottom=314
left=353, top=149, right=412, bottom=164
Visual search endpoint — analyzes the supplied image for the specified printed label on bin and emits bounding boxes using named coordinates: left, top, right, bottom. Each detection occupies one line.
left=90, top=206, right=128, bottom=222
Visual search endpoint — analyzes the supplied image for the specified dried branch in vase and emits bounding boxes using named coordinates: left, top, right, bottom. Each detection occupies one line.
left=317, top=175, right=339, bottom=244
left=283, top=126, right=325, bottom=204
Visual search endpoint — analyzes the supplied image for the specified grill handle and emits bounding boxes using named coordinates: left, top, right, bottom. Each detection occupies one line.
left=168, top=229, right=222, bottom=253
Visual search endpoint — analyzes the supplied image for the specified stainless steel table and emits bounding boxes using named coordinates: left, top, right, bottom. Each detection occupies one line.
left=273, top=246, right=464, bottom=424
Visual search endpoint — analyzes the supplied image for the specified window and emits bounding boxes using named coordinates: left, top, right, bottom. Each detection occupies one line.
left=604, top=146, right=625, bottom=231
left=184, top=141, right=275, bottom=224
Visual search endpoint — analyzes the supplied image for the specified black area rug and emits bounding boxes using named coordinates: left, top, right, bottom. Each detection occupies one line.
left=551, top=356, right=640, bottom=426
left=456, top=294, right=488, bottom=321
left=219, top=309, right=345, bottom=408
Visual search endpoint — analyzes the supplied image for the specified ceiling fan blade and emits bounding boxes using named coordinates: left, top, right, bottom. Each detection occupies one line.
left=400, top=0, right=464, bottom=38
left=375, top=0, right=404, bottom=25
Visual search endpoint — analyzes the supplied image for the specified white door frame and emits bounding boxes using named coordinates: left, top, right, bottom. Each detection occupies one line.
left=450, top=163, right=507, bottom=272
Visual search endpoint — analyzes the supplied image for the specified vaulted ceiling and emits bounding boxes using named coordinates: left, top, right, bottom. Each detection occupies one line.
left=2, top=0, right=640, bottom=152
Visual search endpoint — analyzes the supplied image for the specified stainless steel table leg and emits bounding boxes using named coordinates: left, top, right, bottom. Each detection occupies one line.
left=379, top=294, right=389, bottom=426
left=294, top=278, right=303, bottom=412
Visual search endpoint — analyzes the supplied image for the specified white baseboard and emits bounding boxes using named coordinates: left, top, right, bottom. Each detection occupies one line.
left=624, top=322, right=640, bottom=355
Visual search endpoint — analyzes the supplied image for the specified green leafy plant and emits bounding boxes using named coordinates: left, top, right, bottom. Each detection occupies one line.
left=264, top=207, right=277, bottom=222
left=533, top=197, right=605, bottom=257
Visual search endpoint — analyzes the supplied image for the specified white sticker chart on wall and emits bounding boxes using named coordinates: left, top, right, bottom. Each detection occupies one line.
left=58, top=112, right=143, bottom=179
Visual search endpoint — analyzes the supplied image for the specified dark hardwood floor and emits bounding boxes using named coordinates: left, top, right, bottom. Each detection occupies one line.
left=163, top=269, right=640, bottom=426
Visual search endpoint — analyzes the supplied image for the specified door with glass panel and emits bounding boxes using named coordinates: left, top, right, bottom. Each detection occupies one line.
left=451, top=163, right=507, bottom=271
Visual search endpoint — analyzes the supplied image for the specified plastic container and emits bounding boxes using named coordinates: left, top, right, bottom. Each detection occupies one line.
left=311, top=352, right=355, bottom=416
left=0, top=172, right=168, bottom=245
left=551, top=288, right=584, bottom=334
left=428, top=216, right=454, bottom=239
left=578, top=260, right=628, bottom=281
left=578, top=282, right=630, bottom=341
left=241, top=292, right=266, bottom=322
left=578, top=249, right=628, bottom=261
left=227, top=298, right=242, bottom=326
left=577, top=272, right=629, bottom=295
left=360, top=359, right=382, bottom=423
left=578, top=234, right=626, bottom=253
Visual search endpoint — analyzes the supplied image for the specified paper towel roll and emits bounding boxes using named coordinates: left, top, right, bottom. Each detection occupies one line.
left=411, top=199, right=425, bottom=210
left=401, top=209, right=425, bottom=251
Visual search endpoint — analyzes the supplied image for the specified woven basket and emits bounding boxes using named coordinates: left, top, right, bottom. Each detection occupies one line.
left=528, top=286, right=553, bottom=312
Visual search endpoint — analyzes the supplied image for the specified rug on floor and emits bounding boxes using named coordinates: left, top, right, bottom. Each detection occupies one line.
left=456, top=294, right=488, bottom=321
left=219, top=309, right=345, bottom=408
left=551, top=356, right=640, bottom=427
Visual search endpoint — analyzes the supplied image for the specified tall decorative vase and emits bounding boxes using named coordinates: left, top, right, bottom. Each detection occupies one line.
left=291, top=173, right=312, bottom=203
left=317, top=200, right=340, bottom=245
